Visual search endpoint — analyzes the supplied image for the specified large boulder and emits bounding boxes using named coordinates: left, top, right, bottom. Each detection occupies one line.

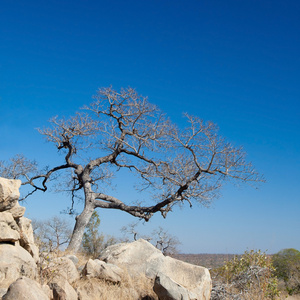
left=99, top=239, right=212, bottom=300
left=0, top=244, right=37, bottom=289
left=2, top=277, right=49, bottom=300
left=0, top=178, right=21, bottom=211
left=0, top=212, right=20, bottom=243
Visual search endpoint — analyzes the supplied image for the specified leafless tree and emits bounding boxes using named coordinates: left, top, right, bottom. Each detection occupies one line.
left=32, top=216, right=72, bottom=253
left=152, top=226, right=181, bottom=255
left=0, top=154, right=38, bottom=180
left=2, top=87, right=263, bottom=253
left=121, top=223, right=180, bottom=255
left=121, top=222, right=141, bottom=242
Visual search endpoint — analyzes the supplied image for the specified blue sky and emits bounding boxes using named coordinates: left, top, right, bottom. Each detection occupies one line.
left=1, top=0, right=299, bottom=254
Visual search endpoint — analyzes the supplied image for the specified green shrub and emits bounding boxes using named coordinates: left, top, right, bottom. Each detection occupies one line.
left=214, top=250, right=280, bottom=299
left=272, top=248, right=300, bottom=295
left=81, top=211, right=117, bottom=258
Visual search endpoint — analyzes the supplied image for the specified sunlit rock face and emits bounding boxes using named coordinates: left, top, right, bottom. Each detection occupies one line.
left=0, top=177, right=38, bottom=292
left=0, top=178, right=21, bottom=211
left=100, top=239, right=212, bottom=300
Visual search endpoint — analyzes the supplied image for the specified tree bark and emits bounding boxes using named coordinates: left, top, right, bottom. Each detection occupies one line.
left=67, top=203, right=94, bottom=253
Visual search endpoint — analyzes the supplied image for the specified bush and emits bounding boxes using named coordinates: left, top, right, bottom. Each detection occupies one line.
left=81, top=211, right=117, bottom=258
left=212, top=250, right=280, bottom=300
left=272, top=248, right=300, bottom=295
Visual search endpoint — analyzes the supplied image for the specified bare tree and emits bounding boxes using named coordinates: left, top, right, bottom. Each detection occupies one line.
left=152, top=226, right=181, bottom=255
left=32, top=216, right=72, bottom=253
left=3, top=87, right=262, bottom=253
left=121, top=223, right=180, bottom=255
left=0, top=154, right=37, bottom=180
left=121, top=222, right=141, bottom=242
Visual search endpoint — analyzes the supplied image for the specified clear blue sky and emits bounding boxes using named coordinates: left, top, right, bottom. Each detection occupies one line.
left=1, top=0, right=299, bottom=254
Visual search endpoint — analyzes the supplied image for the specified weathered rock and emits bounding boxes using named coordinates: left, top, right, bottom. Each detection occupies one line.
left=50, top=277, right=78, bottom=300
left=7, top=201, right=26, bottom=219
left=0, top=244, right=37, bottom=289
left=0, top=212, right=20, bottom=243
left=2, top=277, right=49, bottom=300
left=162, top=256, right=211, bottom=300
left=0, top=178, right=21, bottom=211
left=82, top=259, right=123, bottom=283
left=100, top=239, right=212, bottom=300
left=154, top=272, right=197, bottom=300
left=17, top=216, right=39, bottom=262
left=48, top=257, right=80, bottom=284
left=99, top=239, right=164, bottom=278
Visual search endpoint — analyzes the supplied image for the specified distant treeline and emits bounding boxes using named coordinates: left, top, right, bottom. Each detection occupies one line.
left=171, top=253, right=242, bottom=269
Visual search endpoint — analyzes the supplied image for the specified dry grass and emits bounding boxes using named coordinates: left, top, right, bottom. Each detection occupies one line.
left=37, top=249, right=158, bottom=299
left=73, top=268, right=158, bottom=300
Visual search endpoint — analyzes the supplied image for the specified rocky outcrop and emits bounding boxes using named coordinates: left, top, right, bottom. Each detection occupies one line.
left=0, top=177, right=38, bottom=294
left=100, top=239, right=212, bottom=299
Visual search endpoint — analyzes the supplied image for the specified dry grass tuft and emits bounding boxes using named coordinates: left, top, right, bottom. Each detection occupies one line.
left=74, top=270, right=158, bottom=300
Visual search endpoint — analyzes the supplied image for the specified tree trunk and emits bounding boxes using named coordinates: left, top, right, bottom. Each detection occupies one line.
left=67, top=204, right=94, bottom=253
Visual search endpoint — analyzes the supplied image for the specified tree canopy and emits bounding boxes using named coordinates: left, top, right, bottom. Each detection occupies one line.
left=0, top=87, right=263, bottom=252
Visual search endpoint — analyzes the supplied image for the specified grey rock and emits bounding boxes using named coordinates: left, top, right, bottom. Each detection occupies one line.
left=64, top=254, right=79, bottom=266
left=154, top=272, right=191, bottom=300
